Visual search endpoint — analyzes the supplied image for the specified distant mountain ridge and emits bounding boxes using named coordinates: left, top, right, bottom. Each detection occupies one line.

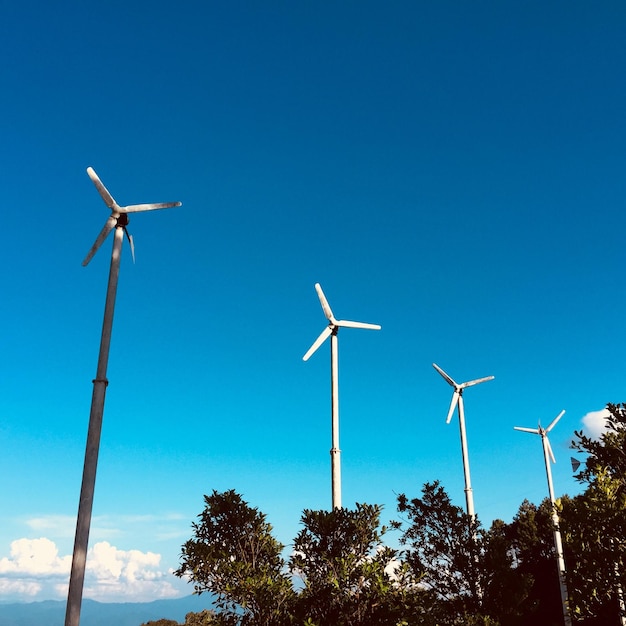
left=0, top=594, right=214, bottom=626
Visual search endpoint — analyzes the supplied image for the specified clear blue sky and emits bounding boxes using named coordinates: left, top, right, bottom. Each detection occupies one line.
left=1, top=0, right=625, bottom=603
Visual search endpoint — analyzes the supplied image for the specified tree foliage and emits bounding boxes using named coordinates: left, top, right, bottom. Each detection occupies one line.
left=572, top=403, right=626, bottom=490
left=182, top=610, right=226, bottom=625
left=141, top=610, right=225, bottom=626
left=392, top=484, right=569, bottom=626
left=392, top=480, right=484, bottom=623
left=502, top=498, right=565, bottom=625
left=290, top=503, right=424, bottom=625
left=174, top=489, right=294, bottom=626
left=164, top=407, right=626, bottom=626
left=170, top=486, right=586, bottom=626
left=175, top=492, right=424, bottom=626
left=564, top=402, right=626, bottom=623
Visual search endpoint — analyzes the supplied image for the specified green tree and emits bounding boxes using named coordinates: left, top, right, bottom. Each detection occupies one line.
left=140, top=610, right=224, bottom=626
left=183, top=610, right=224, bottom=625
left=572, top=403, right=626, bottom=491
left=564, top=402, right=626, bottom=623
left=392, top=481, right=486, bottom=624
left=174, top=489, right=295, bottom=626
left=559, top=491, right=623, bottom=625
left=479, top=517, right=533, bottom=626
left=503, top=498, right=565, bottom=626
left=290, top=503, right=426, bottom=626
left=392, top=483, right=573, bottom=626
left=178, top=488, right=577, bottom=625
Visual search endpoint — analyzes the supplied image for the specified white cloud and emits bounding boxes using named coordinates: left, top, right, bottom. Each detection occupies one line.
left=581, top=408, right=610, bottom=439
left=0, top=578, right=42, bottom=597
left=0, top=537, right=71, bottom=576
left=83, top=541, right=181, bottom=601
left=0, top=538, right=183, bottom=603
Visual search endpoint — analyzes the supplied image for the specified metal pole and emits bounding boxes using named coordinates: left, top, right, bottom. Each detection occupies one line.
left=65, top=225, right=124, bottom=626
left=543, top=435, right=572, bottom=626
left=457, top=392, right=482, bottom=603
left=330, top=329, right=341, bottom=509
left=457, top=393, right=475, bottom=520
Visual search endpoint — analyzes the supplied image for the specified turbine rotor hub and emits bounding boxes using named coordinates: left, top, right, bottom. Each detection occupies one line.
left=116, top=213, right=129, bottom=228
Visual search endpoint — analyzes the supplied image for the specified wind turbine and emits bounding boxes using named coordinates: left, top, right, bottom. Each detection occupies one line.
left=514, top=410, right=572, bottom=626
left=65, top=167, right=181, bottom=626
left=303, top=283, right=381, bottom=510
left=432, top=363, right=494, bottom=520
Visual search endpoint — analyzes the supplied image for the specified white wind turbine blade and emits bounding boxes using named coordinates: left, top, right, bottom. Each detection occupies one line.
left=513, top=426, right=540, bottom=434
left=545, top=436, right=556, bottom=464
left=336, top=319, right=381, bottom=330
left=461, top=375, right=495, bottom=389
left=123, top=201, right=182, bottom=213
left=446, top=390, right=460, bottom=424
left=303, top=326, right=333, bottom=361
left=433, top=363, right=457, bottom=388
left=546, top=410, right=565, bottom=433
left=82, top=216, right=117, bottom=266
left=86, top=167, right=120, bottom=211
left=315, top=283, right=336, bottom=323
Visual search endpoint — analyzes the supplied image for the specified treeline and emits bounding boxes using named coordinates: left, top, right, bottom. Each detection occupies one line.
left=143, top=403, right=626, bottom=626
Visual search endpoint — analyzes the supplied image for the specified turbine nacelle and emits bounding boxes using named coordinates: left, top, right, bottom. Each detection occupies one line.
left=432, top=363, right=494, bottom=423
left=82, top=167, right=182, bottom=266
left=302, top=283, right=381, bottom=361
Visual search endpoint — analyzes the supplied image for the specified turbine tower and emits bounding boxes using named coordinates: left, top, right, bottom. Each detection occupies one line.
left=65, top=168, right=181, bottom=626
left=432, top=363, right=494, bottom=519
left=303, top=283, right=380, bottom=509
left=514, top=410, right=572, bottom=626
